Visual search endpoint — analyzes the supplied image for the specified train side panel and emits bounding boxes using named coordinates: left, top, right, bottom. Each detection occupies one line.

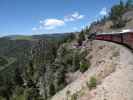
left=96, top=35, right=104, bottom=40
left=112, top=34, right=122, bottom=43
left=95, top=32, right=133, bottom=49
left=123, top=33, right=129, bottom=46
left=123, top=32, right=133, bottom=48
left=103, top=35, right=112, bottom=41
left=96, top=34, right=122, bottom=43
left=96, top=34, right=112, bottom=41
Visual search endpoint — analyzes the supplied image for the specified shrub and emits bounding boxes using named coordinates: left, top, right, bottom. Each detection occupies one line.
left=49, top=83, right=55, bottom=96
left=0, top=57, right=8, bottom=66
left=12, top=94, right=25, bottom=100
left=79, top=60, right=90, bottom=73
left=14, top=86, right=24, bottom=96
left=70, top=51, right=80, bottom=72
left=66, top=90, right=70, bottom=95
left=77, top=30, right=85, bottom=46
left=24, top=87, right=40, bottom=100
left=0, top=96, right=6, bottom=100
left=71, top=93, right=78, bottom=100
left=87, top=76, right=97, bottom=90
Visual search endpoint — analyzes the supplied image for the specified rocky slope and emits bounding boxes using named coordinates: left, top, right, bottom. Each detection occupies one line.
left=89, top=10, right=133, bottom=33
left=51, top=40, right=133, bottom=100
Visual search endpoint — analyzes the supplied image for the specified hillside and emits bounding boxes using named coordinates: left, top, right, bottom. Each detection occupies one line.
left=0, top=1, right=133, bottom=100
left=87, top=0, right=133, bottom=34
left=51, top=1, right=133, bottom=100
left=88, top=10, right=133, bottom=33
left=51, top=40, right=133, bottom=100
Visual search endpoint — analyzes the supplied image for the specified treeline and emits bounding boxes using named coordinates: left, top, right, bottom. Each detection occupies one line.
left=84, top=0, right=133, bottom=36
left=109, top=0, right=133, bottom=28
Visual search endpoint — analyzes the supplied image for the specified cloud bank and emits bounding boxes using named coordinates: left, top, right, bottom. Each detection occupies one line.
left=32, top=12, right=85, bottom=31
left=40, top=19, right=65, bottom=30
left=64, top=12, right=84, bottom=22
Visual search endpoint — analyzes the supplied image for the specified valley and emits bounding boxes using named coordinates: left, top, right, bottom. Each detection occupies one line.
left=0, top=0, right=133, bottom=100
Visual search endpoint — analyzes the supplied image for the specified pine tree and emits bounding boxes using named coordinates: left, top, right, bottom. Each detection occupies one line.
left=14, top=68, right=24, bottom=86
left=126, top=0, right=133, bottom=9
left=109, top=0, right=126, bottom=28
left=77, top=30, right=85, bottom=46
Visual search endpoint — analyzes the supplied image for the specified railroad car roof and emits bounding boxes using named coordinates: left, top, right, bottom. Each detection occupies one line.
left=97, top=29, right=133, bottom=35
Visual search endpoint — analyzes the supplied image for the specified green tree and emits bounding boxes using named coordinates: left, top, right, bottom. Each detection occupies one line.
left=109, top=0, right=127, bottom=28
left=126, top=0, right=133, bottom=9
left=0, top=80, right=14, bottom=100
left=72, top=50, right=80, bottom=72
left=77, top=30, right=85, bottom=46
left=68, top=33, right=75, bottom=42
left=14, top=68, right=24, bottom=86
left=24, top=87, right=41, bottom=100
left=49, top=83, right=55, bottom=96
left=79, top=59, right=90, bottom=73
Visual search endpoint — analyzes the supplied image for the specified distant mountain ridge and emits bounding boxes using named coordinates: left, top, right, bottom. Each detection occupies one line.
left=3, top=33, right=75, bottom=40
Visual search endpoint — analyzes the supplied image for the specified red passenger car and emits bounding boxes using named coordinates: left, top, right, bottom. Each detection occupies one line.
left=94, top=30, right=133, bottom=49
left=123, top=32, right=133, bottom=48
left=96, top=34, right=112, bottom=41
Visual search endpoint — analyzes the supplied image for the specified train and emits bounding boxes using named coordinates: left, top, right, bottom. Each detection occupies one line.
left=88, top=30, right=133, bottom=49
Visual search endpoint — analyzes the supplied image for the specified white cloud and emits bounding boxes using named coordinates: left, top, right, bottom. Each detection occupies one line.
left=43, top=19, right=64, bottom=26
left=32, top=27, right=37, bottom=31
left=72, top=12, right=84, bottom=19
left=64, top=17, right=75, bottom=22
left=32, top=12, right=85, bottom=31
left=64, top=12, right=85, bottom=22
left=99, top=7, right=107, bottom=16
left=40, top=18, right=65, bottom=30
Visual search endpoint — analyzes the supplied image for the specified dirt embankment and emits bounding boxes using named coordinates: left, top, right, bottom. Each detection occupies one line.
left=51, top=40, right=133, bottom=100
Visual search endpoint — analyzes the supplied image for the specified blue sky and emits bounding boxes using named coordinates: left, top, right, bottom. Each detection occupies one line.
left=0, top=0, right=127, bottom=36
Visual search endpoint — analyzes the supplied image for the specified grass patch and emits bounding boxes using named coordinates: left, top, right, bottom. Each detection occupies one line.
left=0, top=96, right=6, bottom=100
left=13, top=95, right=25, bottom=100
left=71, top=93, right=78, bottom=100
left=12, top=36, right=32, bottom=40
left=79, top=60, right=90, bottom=73
left=87, top=76, right=97, bottom=90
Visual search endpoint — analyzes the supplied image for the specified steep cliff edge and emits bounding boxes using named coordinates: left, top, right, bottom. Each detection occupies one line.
left=51, top=40, right=133, bottom=100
